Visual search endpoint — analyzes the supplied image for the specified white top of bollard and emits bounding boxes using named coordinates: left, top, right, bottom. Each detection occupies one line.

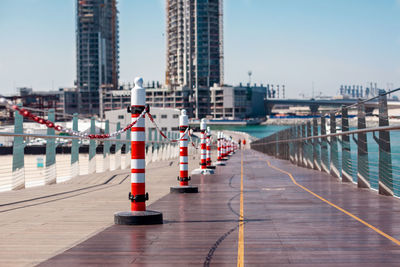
left=134, top=77, right=143, bottom=88
left=132, top=77, right=145, bottom=106
left=179, top=109, right=188, bottom=126
left=200, top=118, right=206, bottom=131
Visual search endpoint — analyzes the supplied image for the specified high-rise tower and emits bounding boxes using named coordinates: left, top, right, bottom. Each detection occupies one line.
left=76, top=0, right=119, bottom=116
left=166, top=0, right=224, bottom=118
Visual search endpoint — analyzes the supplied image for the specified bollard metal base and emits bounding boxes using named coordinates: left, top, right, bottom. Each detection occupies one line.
left=191, top=168, right=215, bottom=175
left=170, top=185, right=198, bottom=193
left=215, top=161, right=226, bottom=166
left=114, top=210, right=163, bottom=225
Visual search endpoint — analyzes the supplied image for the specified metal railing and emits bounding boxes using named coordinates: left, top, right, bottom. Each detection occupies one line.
left=252, top=90, right=400, bottom=197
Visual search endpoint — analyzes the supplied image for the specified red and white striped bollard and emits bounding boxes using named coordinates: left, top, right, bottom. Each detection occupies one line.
left=200, top=119, right=207, bottom=169
left=170, top=109, right=198, bottom=193
left=215, top=131, right=226, bottom=166
left=206, top=126, right=211, bottom=167
left=114, top=77, right=163, bottom=225
left=206, top=126, right=216, bottom=169
left=191, top=119, right=214, bottom=175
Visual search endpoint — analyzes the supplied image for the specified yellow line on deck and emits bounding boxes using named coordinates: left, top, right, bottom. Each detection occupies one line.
left=266, top=160, right=400, bottom=246
left=237, top=150, right=245, bottom=266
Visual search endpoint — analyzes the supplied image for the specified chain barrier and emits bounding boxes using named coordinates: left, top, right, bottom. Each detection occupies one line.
left=146, top=111, right=201, bottom=148
left=2, top=95, right=206, bottom=146
left=146, top=111, right=190, bottom=143
left=188, top=130, right=199, bottom=149
left=0, top=96, right=146, bottom=140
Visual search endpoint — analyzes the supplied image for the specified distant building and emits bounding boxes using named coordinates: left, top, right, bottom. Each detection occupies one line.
left=4, top=88, right=67, bottom=121
left=104, top=82, right=267, bottom=120
left=338, top=83, right=382, bottom=99
left=76, top=0, right=119, bottom=116
left=98, top=83, right=193, bottom=116
left=59, top=87, right=79, bottom=115
left=103, top=89, right=130, bottom=112
left=145, top=86, right=194, bottom=113
left=210, top=84, right=267, bottom=119
left=1, top=87, right=80, bottom=122
left=105, top=107, right=180, bottom=141
left=166, top=0, right=224, bottom=118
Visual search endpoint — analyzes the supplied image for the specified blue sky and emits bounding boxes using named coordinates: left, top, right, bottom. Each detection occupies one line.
left=0, top=0, right=399, bottom=98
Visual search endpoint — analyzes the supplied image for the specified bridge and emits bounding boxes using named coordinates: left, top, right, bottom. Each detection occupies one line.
left=264, top=97, right=400, bottom=115
left=1, top=90, right=400, bottom=266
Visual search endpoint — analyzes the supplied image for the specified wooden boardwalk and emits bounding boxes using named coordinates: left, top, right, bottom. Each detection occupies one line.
left=0, top=155, right=203, bottom=267
left=39, top=149, right=400, bottom=266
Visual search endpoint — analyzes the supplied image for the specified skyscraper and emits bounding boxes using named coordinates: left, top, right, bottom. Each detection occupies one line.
left=166, top=0, right=224, bottom=118
left=76, top=0, right=119, bottom=116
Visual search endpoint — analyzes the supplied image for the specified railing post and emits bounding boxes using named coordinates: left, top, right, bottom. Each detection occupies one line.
left=281, top=131, right=284, bottom=159
left=292, top=126, right=299, bottom=165
left=12, top=104, right=25, bottom=190
left=281, top=131, right=285, bottom=159
left=275, top=132, right=279, bottom=158
left=329, top=112, right=341, bottom=179
left=289, top=128, right=294, bottom=163
left=71, top=113, right=79, bottom=178
left=378, top=92, right=393, bottom=196
left=103, top=120, right=110, bottom=171
left=147, top=127, right=152, bottom=142
left=280, top=131, right=283, bottom=158
left=45, top=109, right=56, bottom=185
left=88, top=117, right=96, bottom=174
left=115, top=122, right=122, bottom=169
left=320, top=115, right=329, bottom=173
left=151, top=128, right=158, bottom=162
left=297, top=125, right=302, bottom=167
left=312, top=118, right=321, bottom=171
left=306, top=121, right=313, bottom=169
left=279, top=131, right=283, bottom=159
left=293, top=128, right=297, bottom=162
left=357, top=102, right=370, bottom=188
left=125, top=124, right=131, bottom=168
left=264, top=136, right=268, bottom=155
left=285, top=129, right=289, bottom=160
left=153, top=127, right=159, bottom=158
left=301, top=124, right=307, bottom=167
left=341, top=106, right=352, bottom=183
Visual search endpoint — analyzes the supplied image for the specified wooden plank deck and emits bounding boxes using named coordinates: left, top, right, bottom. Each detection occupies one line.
left=39, top=149, right=400, bottom=266
left=0, top=156, right=203, bottom=267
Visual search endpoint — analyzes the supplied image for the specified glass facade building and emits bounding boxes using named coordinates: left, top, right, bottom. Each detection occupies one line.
left=76, top=0, right=119, bottom=116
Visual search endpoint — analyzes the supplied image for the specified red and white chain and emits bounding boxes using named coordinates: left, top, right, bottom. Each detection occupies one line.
left=0, top=97, right=146, bottom=140
left=147, top=112, right=189, bottom=143
left=188, top=129, right=199, bottom=149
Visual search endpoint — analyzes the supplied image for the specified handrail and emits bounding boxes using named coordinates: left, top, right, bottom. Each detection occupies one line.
left=252, top=125, right=400, bottom=146
left=0, top=132, right=173, bottom=144
left=0, top=132, right=129, bottom=142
